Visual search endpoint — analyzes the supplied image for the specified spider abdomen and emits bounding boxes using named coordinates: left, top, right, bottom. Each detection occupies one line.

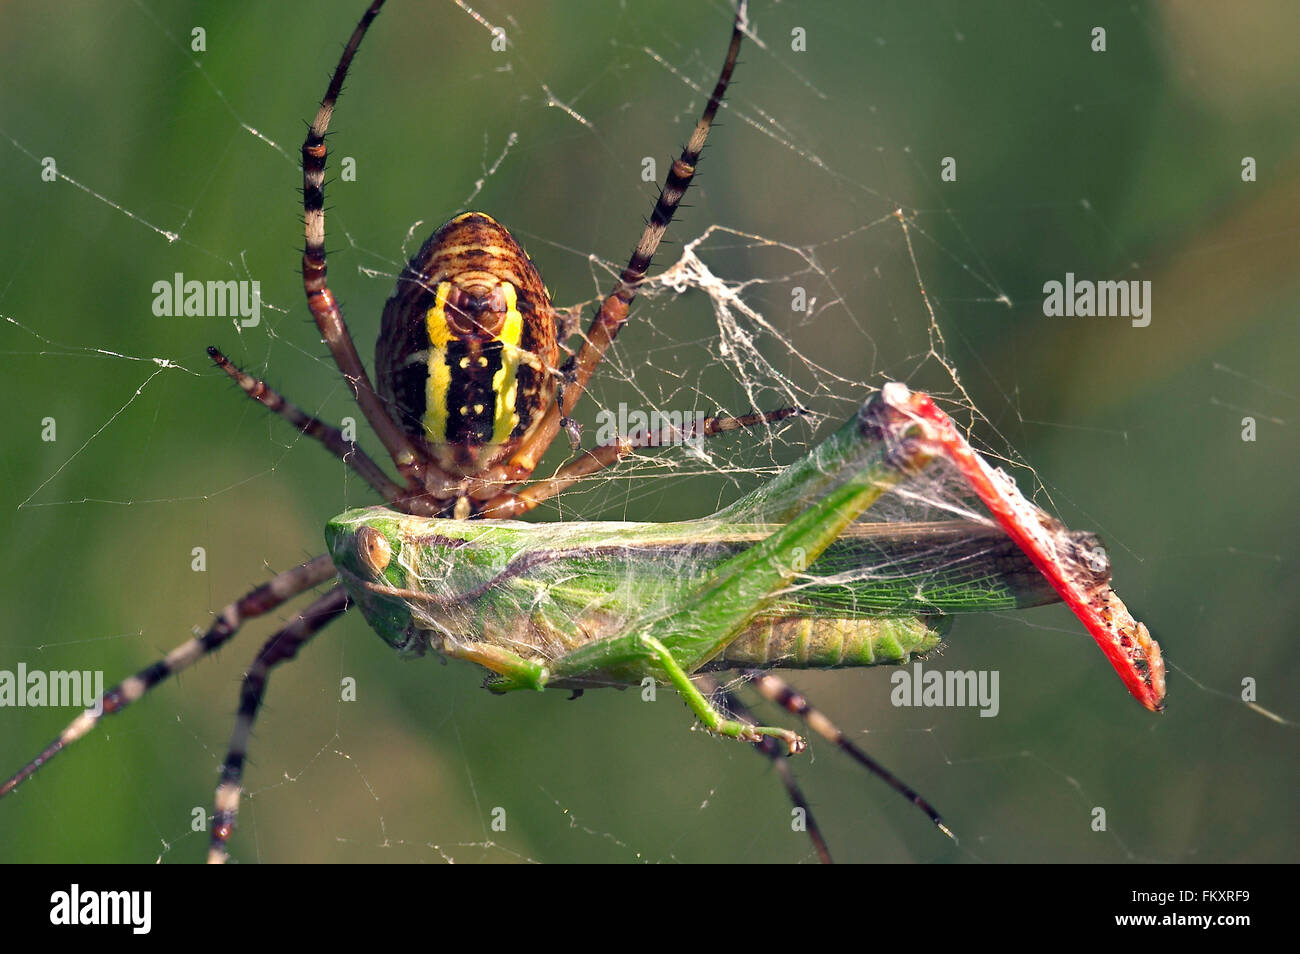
left=377, top=212, right=558, bottom=478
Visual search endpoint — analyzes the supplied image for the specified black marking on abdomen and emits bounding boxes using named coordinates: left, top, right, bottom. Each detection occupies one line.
left=445, top=339, right=504, bottom=445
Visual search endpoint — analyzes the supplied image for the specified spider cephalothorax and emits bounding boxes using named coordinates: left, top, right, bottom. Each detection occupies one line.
left=377, top=212, right=560, bottom=483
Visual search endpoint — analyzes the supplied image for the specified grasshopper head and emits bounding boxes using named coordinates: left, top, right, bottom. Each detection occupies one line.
left=326, top=508, right=423, bottom=654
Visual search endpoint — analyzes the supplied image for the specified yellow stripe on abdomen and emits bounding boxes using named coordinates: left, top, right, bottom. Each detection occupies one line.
left=491, top=283, right=523, bottom=445
left=423, top=282, right=453, bottom=444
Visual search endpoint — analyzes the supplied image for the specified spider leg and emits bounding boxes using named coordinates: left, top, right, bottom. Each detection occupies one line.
left=695, top=673, right=833, bottom=864
left=484, top=405, right=800, bottom=518
left=0, top=555, right=338, bottom=799
left=208, top=584, right=352, bottom=864
left=742, top=669, right=956, bottom=844
left=300, top=0, right=429, bottom=489
left=485, top=1, right=751, bottom=492
left=208, top=347, right=404, bottom=502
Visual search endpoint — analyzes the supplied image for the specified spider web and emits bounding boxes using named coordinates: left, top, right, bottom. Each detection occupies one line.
left=1, top=0, right=1297, bottom=864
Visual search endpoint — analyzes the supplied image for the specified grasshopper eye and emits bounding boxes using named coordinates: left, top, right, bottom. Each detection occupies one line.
left=355, top=526, right=392, bottom=576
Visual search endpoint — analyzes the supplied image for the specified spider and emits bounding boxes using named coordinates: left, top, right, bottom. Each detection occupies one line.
left=3, top=0, right=935, bottom=864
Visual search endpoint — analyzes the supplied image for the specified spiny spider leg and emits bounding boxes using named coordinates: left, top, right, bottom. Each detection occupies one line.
left=743, top=669, right=956, bottom=844
left=208, top=585, right=353, bottom=865
left=486, top=405, right=803, bottom=517
left=300, top=0, right=430, bottom=491
left=208, top=347, right=404, bottom=502
left=483, top=0, right=751, bottom=512
left=696, top=673, right=833, bottom=864
left=0, top=555, right=338, bottom=799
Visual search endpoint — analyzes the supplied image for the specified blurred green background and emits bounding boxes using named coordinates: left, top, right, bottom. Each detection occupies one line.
left=1, top=0, right=1296, bottom=863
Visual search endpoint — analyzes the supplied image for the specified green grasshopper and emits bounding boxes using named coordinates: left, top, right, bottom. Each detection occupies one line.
left=328, top=383, right=1165, bottom=765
